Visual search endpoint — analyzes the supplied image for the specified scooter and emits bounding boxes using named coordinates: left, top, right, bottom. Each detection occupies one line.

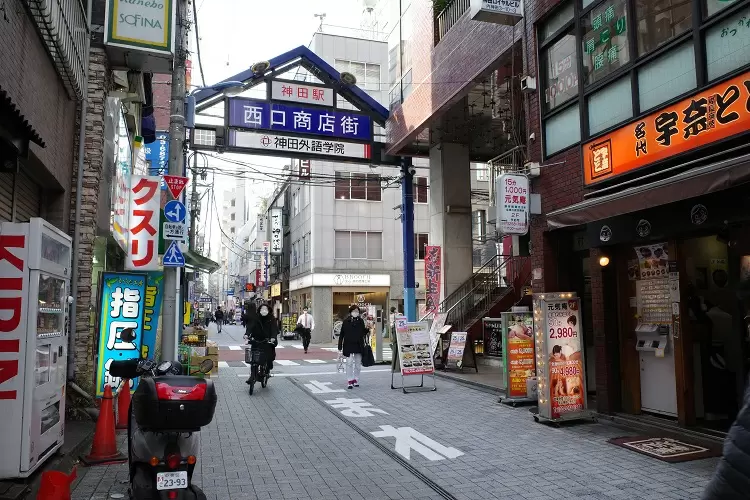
left=109, top=328, right=217, bottom=500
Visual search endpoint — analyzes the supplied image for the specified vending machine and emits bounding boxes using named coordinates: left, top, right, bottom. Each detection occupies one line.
left=0, top=218, right=72, bottom=478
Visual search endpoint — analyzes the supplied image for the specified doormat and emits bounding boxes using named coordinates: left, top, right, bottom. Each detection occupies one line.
left=608, top=436, right=721, bottom=463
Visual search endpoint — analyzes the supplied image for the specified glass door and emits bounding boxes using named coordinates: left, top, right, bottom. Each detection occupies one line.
left=37, top=274, right=65, bottom=338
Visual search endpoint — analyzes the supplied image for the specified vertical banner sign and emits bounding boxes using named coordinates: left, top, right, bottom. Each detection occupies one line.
left=424, top=246, right=442, bottom=314
left=144, top=132, right=169, bottom=190
left=502, top=311, right=535, bottom=400
left=260, top=241, right=271, bottom=285
left=497, top=173, right=530, bottom=235
left=446, top=332, right=468, bottom=368
left=540, top=297, right=586, bottom=420
left=96, top=272, right=148, bottom=397
left=126, top=175, right=161, bottom=271
left=396, top=322, right=435, bottom=376
left=270, top=208, right=283, bottom=255
left=140, top=272, right=164, bottom=361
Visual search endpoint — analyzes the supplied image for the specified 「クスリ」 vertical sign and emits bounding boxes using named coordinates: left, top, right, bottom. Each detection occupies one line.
left=105, top=0, right=176, bottom=54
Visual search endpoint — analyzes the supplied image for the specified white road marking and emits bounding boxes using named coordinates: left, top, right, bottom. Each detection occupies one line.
left=305, top=359, right=326, bottom=364
left=325, top=398, right=389, bottom=417
left=275, top=360, right=300, bottom=366
left=322, top=347, right=339, bottom=352
left=291, top=345, right=305, bottom=349
left=218, top=361, right=229, bottom=368
left=227, top=345, right=243, bottom=351
left=236, top=368, right=391, bottom=378
left=370, top=426, right=464, bottom=461
left=304, top=381, right=345, bottom=393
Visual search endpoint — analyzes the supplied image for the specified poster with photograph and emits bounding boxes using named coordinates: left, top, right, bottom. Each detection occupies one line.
left=429, top=312, right=448, bottom=358
left=544, top=298, right=586, bottom=419
left=502, top=312, right=535, bottom=399
left=446, top=332, right=468, bottom=367
left=635, top=243, right=669, bottom=279
left=396, top=321, right=435, bottom=376
left=482, top=318, right=503, bottom=358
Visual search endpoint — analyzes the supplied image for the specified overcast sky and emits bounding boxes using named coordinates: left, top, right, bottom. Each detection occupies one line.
left=191, top=0, right=368, bottom=257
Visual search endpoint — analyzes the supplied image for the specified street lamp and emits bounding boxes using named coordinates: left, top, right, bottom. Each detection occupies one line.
left=185, top=80, right=245, bottom=128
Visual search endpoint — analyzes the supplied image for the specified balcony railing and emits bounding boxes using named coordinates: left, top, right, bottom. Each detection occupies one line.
left=435, top=0, right=470, bottom=43
left=24, top=0, right=88, bottom=100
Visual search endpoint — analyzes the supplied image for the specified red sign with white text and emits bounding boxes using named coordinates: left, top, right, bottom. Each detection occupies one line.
left=0, top=234, right=26, bottom=401
left=424, top=246, right=441, bottom=314
left=126, top=176, right=161, bottom=271
left=163, top=175, right=189, bottom=199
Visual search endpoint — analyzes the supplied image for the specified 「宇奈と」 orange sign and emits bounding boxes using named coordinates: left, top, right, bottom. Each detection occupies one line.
left=583, top=70, right=750, bottom=186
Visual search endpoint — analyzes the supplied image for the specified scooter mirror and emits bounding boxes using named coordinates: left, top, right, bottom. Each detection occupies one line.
left=199, top=358, right=214, bottom=374
left=120, top=327, right=136, bottom=343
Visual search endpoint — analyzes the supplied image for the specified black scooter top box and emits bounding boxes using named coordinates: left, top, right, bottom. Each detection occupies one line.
left=133, top=375, right=217, bottom=432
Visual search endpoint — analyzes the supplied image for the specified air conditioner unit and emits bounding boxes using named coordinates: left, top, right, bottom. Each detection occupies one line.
left=525, top=161, right=541, bottom=178
left=520, top=76, right=537, bottom=93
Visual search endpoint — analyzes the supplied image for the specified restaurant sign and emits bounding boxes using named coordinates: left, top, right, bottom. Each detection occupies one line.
left=584, top=70, right=750, bottom=186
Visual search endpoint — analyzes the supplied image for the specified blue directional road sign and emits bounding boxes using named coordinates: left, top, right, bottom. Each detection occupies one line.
left=163, top=241, right=185, bottom=267
left=164, top=200, right=187, bottom=223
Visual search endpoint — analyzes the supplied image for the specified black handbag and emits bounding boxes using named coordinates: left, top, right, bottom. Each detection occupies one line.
left=362, top=343, right=375, bottom=367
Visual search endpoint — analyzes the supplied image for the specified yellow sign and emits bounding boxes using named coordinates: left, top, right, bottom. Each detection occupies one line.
left=271, top=283, right=282, bottom=297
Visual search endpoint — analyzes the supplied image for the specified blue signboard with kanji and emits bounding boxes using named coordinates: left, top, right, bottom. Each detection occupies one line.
left=95, top=272, right=148, bottom=397
left=144, top=132, right=169, bottom=190
left=227, top=97, right=372, bottom=141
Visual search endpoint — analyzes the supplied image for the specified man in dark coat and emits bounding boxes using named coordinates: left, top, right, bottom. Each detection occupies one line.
left=245, top=302, right=278, bottom=382
left=338, top=304, right=368, bottom=389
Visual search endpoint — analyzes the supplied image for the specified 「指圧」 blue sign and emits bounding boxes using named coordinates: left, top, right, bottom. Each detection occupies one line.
left=96, top=272, right=148, bottom=397
left=144, top=132, right=169, bottom=190
left=227, top=98, right=372, bottom=142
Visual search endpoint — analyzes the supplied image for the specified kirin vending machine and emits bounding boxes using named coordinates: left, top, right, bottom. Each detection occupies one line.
left=0, top=218, right=72, bottom=478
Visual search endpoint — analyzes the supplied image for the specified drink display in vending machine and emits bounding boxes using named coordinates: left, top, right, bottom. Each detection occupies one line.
left=0, top=218, right=72, bottom=478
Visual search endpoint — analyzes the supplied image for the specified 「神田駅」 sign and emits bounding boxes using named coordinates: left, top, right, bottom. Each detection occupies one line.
left=583, top=70, right=750, bottom=186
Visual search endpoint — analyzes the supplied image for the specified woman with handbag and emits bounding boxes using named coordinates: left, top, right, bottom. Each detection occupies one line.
left=338, top=304, right=368, bottom=389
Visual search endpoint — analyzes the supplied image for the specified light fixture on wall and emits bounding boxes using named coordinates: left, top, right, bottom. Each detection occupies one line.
left=599, top=256, right=610, bottom=267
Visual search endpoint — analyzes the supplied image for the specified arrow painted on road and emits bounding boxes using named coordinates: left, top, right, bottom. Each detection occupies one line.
left=370, top=425, right=464, bottom=461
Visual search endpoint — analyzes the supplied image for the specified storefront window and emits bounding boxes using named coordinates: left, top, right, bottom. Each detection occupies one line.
left=544, top=103, right=581, bottom=155
left=638, top=42, right=696, bottom=111
left=705, top=8, right=750, bottom=81
left=581, top=0, right=631, bottom=85
left=588, top=76, right=633, bottom=134
left=542, top=2, right=574, bottom=40
left=542, top=28, right=579, bottom=112
left=582, top=0, right=597, bottom=9
left=705, top=0, right=739, bottom=18
left=636, top=0, right=692, bottom=55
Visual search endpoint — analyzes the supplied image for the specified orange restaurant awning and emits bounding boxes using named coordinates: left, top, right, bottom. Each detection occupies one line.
left=546, top=153, right=750, bottom=229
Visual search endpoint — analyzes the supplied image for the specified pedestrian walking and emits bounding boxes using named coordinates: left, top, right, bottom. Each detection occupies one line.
left=338, top=304, right=368, bottom=389
left=214, top=306, right=224, bottom=333
left=297, top=307, right=315, bottom=353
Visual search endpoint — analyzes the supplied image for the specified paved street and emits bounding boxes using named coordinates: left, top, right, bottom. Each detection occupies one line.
left=72, top=325, right=719, bottom=500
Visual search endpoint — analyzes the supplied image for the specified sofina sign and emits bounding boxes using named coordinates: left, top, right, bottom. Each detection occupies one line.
left=105, top=0, right=175, bottom=54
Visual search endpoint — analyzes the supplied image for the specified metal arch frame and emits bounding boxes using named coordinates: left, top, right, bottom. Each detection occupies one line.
left=192, top=45, right=389, bottom=126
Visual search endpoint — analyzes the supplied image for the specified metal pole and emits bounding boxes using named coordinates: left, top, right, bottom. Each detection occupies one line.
left=68, top=0, right=93, bottom=382
left=188, top=153, right=198, bottom=251
left=401, top=157, right=416, bottom=322
left=162, top=0, right=188, bottom=362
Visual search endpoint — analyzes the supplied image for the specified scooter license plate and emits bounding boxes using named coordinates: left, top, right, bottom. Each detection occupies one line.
left=156, top=471, right=188, bottom=490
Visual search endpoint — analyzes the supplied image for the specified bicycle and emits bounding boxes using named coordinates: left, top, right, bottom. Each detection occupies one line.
left=245, top=338, right=275, bottom=395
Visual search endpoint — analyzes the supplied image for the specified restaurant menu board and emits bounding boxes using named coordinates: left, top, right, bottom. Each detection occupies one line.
left=483, top=319, right=503, bottom=357
left=502, top=312, right=535, bottom=399
left=396, top=321, right=435, bottom=376
left=429, top=312, right=448, bottom=358
left=446, top=332, right=468, bottom=367
left=635, top=243, right=669, bottom=280
left=541, top=298, right=587, bottom=420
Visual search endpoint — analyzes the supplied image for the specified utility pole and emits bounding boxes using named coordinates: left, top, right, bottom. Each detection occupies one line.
left=401, top=157, right=416, bottom=321
left=162, top=0, right=188, bottom=361
left=189, top=153, right=198, bottom=251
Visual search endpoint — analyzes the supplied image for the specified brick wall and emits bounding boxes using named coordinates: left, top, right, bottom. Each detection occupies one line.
left=152, top=74, right=172, bottom=131
left=0, top=0, right=77, bottom=219
left=68, top=47, right=112, bottom=392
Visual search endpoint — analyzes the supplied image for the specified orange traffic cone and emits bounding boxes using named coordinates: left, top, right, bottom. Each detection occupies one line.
left=116, top=379, right=131, bottom=430
left=37, top=466, right=77, bottom=500
left=80, top=385, right=126, bottom=466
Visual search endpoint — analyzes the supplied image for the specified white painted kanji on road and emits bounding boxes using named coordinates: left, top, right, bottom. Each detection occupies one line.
left=304, top=380, right=345, bottom=394
left=324, top=398, right=389, bottom=417
left=370, top=425, right=464, bottom=461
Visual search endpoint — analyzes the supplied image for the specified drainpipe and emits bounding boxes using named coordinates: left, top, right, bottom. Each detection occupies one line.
left=68, top=0, right=93, bottom=382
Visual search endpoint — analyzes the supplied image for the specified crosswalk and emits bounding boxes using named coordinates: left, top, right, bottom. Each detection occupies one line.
left=218, top=359, right=335, bottom=368
left=220, top=343, right=305, bottom=350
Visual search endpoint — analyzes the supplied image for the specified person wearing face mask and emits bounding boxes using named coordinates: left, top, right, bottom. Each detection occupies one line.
left=297, top=307, right=314, bottom=353
left=245, top=302, right=278, bottom=382
left=338, top=304, right=368, bottom=389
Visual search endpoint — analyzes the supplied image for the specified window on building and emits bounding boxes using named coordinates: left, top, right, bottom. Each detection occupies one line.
left=541, top=2, right=574, bottom=40
left=476, top=164, right=489, bottom=181
left=705, top=8, right=750, bottom=81
left=415, top=233, right=428, bottom=260
left=545, top=103, right=581, bottom=156
left=231, top=199, right=236, bottom=207
left=705, top=0, right=739, bottom=18
left=542, top=27, right=579, bottom=112
left=638, top=42, right=696, bottom=111
left=303, top=233, right=310, bottom=262
left=334, top=60, right=381, bottom=92
left=334, top=172, right=382, bottom=201
left=302, top=182, right=310, bottom=208
left=230, top=227, right=235, bottom=234
left=292, top=241, right=299, bottom=268
left=414, top=176, right=428, bottom=203
left=292, top=190, right=300, bottom=217
left=581, top=0, right=630, bottom=85
left=636, top=0, right=692, bottom=55
left=334, top=231, right=382, bottom=260
left=588, top=76, right=633, bottom=134
left=230, top=213, right=236, bottom=221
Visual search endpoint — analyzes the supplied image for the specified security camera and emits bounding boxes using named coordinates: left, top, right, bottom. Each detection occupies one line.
left=408, top=166, right=416, bottom=176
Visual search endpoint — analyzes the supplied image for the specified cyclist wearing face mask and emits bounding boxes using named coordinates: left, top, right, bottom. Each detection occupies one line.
left=246, top=302, right=278, bottom=376
left=338, top=304, right=368, bottom=389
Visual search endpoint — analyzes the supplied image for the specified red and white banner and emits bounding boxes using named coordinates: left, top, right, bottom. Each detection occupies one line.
left=424, top=245, right=441, bottom=314
left=126, top=176, right=161, bottom=271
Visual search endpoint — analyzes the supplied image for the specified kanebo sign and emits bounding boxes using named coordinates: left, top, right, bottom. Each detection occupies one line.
left=105, top=0, right=176, bottom=55
left=289, top=273, right=391, bottom=291
left=470, top=0, right=524, bottom=26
